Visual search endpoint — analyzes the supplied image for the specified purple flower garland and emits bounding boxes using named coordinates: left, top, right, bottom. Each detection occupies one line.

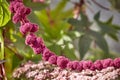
left=9, top=0, right=120, bottom=71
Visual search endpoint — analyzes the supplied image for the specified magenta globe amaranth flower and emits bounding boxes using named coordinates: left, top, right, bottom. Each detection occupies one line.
left=67, top=61, right=73, bottom=70
left=94, top=60, right=103, bottom=70
left=57, top=56, right=69, bottom=69
left=25, top=33, right=37, bottom=46
left=31, top=37, right=46, bottom=54
left=9, top=1, right=23, bottom=13
left=90, top=64, right=96, bottom=71
left=67, top=61, right=82, bottom=71
left=102, top=58, right=114, bottom=68
left=30, top=23, right=39, bottom=33
left=42, top=48, right=54, bottom=60
left=20, top=22, right=39, bottom=35
left=114, top=58, right=120, bottom=68
left=20, top=23, right=32, bottom=34
left=48, top=55, right=58, bottom=64
left=10, top=1, right=31, bottom=23
left=82, top=60, right=93, bottom=70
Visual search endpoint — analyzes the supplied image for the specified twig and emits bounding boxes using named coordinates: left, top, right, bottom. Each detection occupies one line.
left=5, top=46, right=24, bottom=60
left=85, top=1, right=95, bottom=13
left=92, top=0, right=110, bottom=11
left=1, top=64, right=7, bottom=80
left=46, top=6, right=54, bottom=26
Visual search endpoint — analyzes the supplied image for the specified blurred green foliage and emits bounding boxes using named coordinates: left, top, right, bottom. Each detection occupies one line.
left=0, top=0, right=120, bottom=79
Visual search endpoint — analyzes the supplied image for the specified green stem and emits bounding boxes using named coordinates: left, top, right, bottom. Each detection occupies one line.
left=0, top=29, right=4, bottom=60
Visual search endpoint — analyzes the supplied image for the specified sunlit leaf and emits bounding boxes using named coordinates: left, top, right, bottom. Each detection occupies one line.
left=0, top=0, right=11, bottom=27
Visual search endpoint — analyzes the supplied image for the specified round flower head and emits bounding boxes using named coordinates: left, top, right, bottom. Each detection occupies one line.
left=57, top=56, right=69, bottom=69
left=32, top=37, right=46, bottom=54
left=102, top=58, right=114, bottom=68
left=114, top=58, right=120, bottom=68
left=30, top=23, right=39, bottom=33
left=12, top=12, right=22, bottom=23
left=94, top=60, right=103, bottom=70
left=20, top=22, right=39, bottom=35
left=20, top=22, right=32, bottom=34
left=33, top=47, right=42, bottom=54
left=42, top=48, right=54, bottom=61
left=9, top=1, right=24, bottom=13
left=67, top=61, right=80, bottom=71
left=90, top=64, right=96, bottom=71
left=77, top=61, right=83, bottom=71
left=48, top=55, right=58, bottom=64
left=25, top=33, right=37, bottom=46
left=12, top=5, right=31, bottom=23
left=67, top=61, right=82, bottom=71
left=67, top=61, right=73, bottom=70
left=82, top=60, right=93, bottom=70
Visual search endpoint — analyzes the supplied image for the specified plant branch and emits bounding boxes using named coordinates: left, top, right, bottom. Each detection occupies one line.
left=5, top=46, right=24, bottom=60
left=92, top=0, right=110, bottom=10
left=46, top=6, right=54, bottom=26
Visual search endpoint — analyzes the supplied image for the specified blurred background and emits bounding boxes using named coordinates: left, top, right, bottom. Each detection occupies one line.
left=51, top=0, right=120, bottom=53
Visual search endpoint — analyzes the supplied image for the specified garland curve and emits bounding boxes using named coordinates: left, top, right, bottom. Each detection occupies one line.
left=9, top=0, right=120, bottom=71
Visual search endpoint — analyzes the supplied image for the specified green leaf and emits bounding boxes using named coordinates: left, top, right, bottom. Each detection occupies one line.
left=106, top=16, right=113, bottom=24
left=0, top=0, right=11, bottom=27
left=68, top=18, right=84, bottom=31
left=12, top=54, right=22, bottom=70
left=97, top=22, right=117, bottom=35
left=88, top=30, right=109, bottom=54
left=108, top=33, right=118, bottom=41
left=68, top=18, right=81, bottom=27
left=94, top=12, right=119, bottom=41
left=80, top=12, right=92, bottom=27
left=94, top=11, right=100, bottom=21
left=79, top=35, right=92, bottom=59
left=68, top=13, right=92, bottom=31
